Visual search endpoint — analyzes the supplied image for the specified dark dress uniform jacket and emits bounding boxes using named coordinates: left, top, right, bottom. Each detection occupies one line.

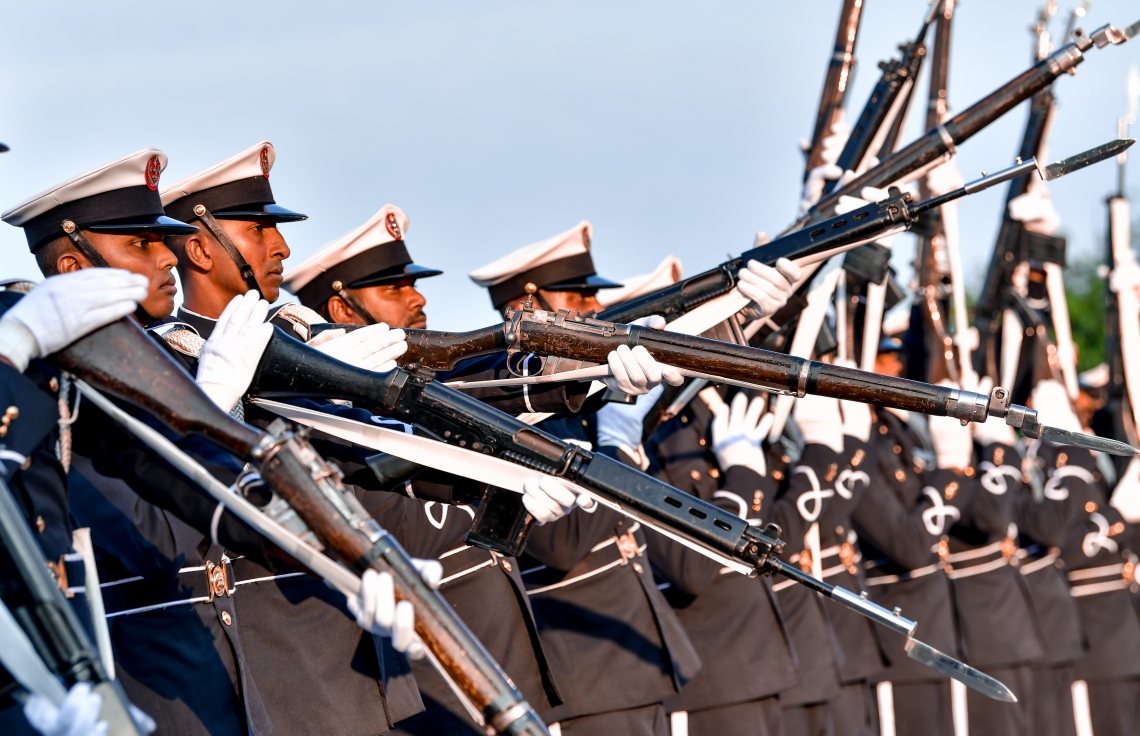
left=184, top=307, right=570, bottom=732
left=123, top=311, right=424, bottom=734
left=1048, top=444, right=1140, bottom=682
left=1014, top=441, right=1085, bottom=666
left=943, top=442, right=1044, bottom=670
left=851, top=411, right=962, bottom=682
left=519, top=413, right=701, bottom=723
left=644, top=399, right=800, bottom=714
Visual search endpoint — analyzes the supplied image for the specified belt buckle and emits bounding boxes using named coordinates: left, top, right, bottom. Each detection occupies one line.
left=1001, top=536, right=1018, bottom=563
left=47, top=559, right=71, bottom=598
left=205, top=559, right=231, bottom=602
left=616, top=530, right=641, bottom=564
left=839, top=542, right=859, bottom=575
left=798, top=548, right=813, bottom=574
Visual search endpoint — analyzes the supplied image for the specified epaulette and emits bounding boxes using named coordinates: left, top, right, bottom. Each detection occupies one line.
left=146, top=317, right=205, bottom=358
left=269, top=302, right=328, bottom=341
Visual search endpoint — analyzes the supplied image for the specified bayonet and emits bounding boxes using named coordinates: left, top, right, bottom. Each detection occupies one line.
left=1039, top=138, right=1134, bottom=180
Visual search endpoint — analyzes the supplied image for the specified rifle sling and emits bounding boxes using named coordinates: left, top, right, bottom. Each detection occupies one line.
left=193, top=206, right=264, bottom=298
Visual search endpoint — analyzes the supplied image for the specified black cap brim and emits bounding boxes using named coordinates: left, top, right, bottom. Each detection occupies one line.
left=87, top=214, right=199, bottom=236
left=542, top=274, right=623, bottom=292
left=351, top=263, right=444, bottom=288
left=214, top=203, right=308, bottom=223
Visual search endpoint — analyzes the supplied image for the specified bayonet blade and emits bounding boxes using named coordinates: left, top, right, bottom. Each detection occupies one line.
left=1038, top=425, right=1140, bottom=456
left=905, top=638, right=1017, bottom=702
left=1041, top=139, right=1135, bottom=180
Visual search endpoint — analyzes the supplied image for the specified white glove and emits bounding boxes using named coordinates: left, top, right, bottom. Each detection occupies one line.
left=793, top=392, right=844, bottom=453
left=925, top=158, right=965, bottom=197
left=1008, top=186, right=1060, bottom=236
left=522, top=475, right=596, bottom=524
left=712, top=392, right=773, bottom=474
left=737, top=258, right=802, bottom=321
left=1110, top=457, right=1140, bottom=523
left=0, top=270, right=149, bottom=372
left=24, top=682, right=107, bottom=736
left=929, top=382, right=973, bottom=469
left=798, top=116, right=852, bottom=215
left=349, top=561, right=442, bottom=660
left=603, top=339, right=682, bottom=395
left=195, top=291, right=274, bottom=412
left=1110, top=260, right=1140, bottom=294
left=800, top=164, right=844, bottom=217
left=970, top=377, right=1016, bottom=446
left=1030, top=379, right=1081, bottom=433
left=833, top=359, right=872, bottom=442
left=309, top=323, right=407, bottom=372
left=834, top=180, right=895, bottom=249
left=597, top=384, right=663, bottom=464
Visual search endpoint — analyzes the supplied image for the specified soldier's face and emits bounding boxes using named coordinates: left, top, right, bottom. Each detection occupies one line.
left=64, top=231, right=178, bottom=318
left=874, top=351, right=904, bottom=377
left=535, top=289, right=602, bottom=316
left=214, top=218, right=291, bottom=302
left=347, top=280, right=428, bottom=329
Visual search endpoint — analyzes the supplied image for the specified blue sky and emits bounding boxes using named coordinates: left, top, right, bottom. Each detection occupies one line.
left=1, top=1, right=1137, bottom=329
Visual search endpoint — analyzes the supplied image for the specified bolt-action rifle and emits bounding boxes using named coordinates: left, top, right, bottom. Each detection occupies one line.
left=50, top=319, right=550, bottom=736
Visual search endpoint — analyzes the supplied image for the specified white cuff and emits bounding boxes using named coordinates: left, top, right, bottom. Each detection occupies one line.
left=0, top=318, right=39, bottom=372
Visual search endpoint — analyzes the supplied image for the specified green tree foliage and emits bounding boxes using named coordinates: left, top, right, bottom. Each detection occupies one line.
left=1065, top=256, right=1105, bottom=372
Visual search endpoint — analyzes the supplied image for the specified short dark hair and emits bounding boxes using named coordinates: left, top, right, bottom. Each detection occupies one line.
left=33, top=235, right=78, bottom=276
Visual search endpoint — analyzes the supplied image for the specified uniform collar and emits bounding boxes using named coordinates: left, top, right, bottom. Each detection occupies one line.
left=176, top=305, right=217, bottom=339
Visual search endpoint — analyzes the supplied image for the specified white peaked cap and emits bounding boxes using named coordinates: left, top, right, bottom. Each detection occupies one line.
left=597, top=255, right=684, bottom=307
left=2, top=149, right=197, bottom=251
left=161, top=141, right=276, bottom=206
left=161, top=141, right=306, bottom=224
left=282, top=205, right=440, bottom=308
left=469, top=220, right=594, bottom=287
left=469, top=220, right=621, bottom=309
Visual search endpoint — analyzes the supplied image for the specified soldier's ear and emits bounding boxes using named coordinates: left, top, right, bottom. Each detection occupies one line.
left=181, top=235, right=213, bottom=272
left=327, top=294, right=357, bottom=325
left=56, top=250, right=87, bottom=273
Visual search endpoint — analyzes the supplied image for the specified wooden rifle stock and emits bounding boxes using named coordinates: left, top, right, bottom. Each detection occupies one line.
left=52, top=319, right=549, bottom=736
left=803, top=0, right=865, bottom=178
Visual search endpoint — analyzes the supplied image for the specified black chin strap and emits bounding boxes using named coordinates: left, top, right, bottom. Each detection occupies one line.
left=192, top=204, right=264, bottom=298
left=331, top=282, right=378, bottom=325
left=62, top=220, right=154, bottom=324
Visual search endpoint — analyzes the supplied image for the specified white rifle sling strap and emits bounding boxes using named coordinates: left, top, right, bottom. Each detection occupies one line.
left=769, top=256, right=845, bottom=440
left=1043, top=261, right=1079, bottom=398
left=1110, top=196, right=1140, bottom=434
left=72, top=527, right=114, bottom=679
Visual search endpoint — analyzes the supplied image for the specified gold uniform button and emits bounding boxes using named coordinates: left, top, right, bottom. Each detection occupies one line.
left=893, top=445, right=902, bottom=455
left=709, top=468, right=720, bottom=479
left=772, top=470, right=784, bottom=481
left=698, top=438, right=707, bottom=447
left=221, top=611, right=232, bottom=626
left=632, top=562, right=643, bottom=574
left=49, top=378, right=59, bottom=392
left=895, top=469, right=906, bottom=482
left=501, top=559, right=513, bottom=572
left=945, top=482, right=958, bottom=500
left=1085, top=501, right=1098, bottom=513
left=35, top=516, right=45, bottom=534
left=879, top=425, right=889, bottom=435
left=4, top=406, right=18, bottom=420
left=690, top=469, right=701, bottom=480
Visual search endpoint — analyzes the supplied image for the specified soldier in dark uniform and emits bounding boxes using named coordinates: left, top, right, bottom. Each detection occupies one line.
left=0, top=269, right=151, bottom=735
left=850, top=340, right=969, bottom=736
left=1000, top=388, right=1085, bottom=736
left=1033, top=377, right=1140, bottom=735
left=279, top=203, right=565, bottom=735
left=467, top=223, right=697, bottom=735
left=3, top=146, right=425, bottom=734
left=644, top=384, right=800, bottom=736
left=927, top=382, right=1043, bottom=736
